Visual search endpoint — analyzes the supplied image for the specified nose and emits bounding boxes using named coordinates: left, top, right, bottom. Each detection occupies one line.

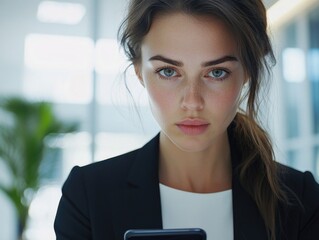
left=181, top=82, right=204, bottom=111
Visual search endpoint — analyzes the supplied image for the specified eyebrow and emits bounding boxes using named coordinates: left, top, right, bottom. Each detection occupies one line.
left=149, top=55, right=183, bottom=67
left=202, top=56, right=238, bottom=67
left=149, top=55, right=238, bottom=67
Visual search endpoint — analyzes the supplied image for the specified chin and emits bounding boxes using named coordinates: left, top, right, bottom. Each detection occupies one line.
left=174, top=138, right=213, bottom=153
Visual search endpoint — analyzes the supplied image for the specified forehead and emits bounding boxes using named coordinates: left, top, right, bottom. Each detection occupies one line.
left=141, top=13, right=238, bottom=61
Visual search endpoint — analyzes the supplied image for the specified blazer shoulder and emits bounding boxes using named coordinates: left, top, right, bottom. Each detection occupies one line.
left=81, top=133, right=159, bottom=176
left=66, top=133, right=160, bottom=190
left=277, top=164, right=319, bottom=238
left=277, top=164, right=319, bottom=201
left=277, top=164, right=319, bottom=195
left=76, top=148, right=141, bottom=187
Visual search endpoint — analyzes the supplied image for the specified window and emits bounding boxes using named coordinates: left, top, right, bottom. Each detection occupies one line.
left=281, top=23, right=301, bottom=139
left=23, top=34, right=94, bottom=103
left=309, top=8, right=319, bottom=134
left=276, top=7, right=319, bottom=177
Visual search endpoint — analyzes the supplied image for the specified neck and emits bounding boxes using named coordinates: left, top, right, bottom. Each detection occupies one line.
left=158, top=132, right=232, bottom=193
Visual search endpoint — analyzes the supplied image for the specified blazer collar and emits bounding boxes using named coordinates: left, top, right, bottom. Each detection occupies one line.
left=126, top=133, right=161, bottom=188
left=112, top=131, right=269, bottom=240
left=232, top=173, right=269, bottom=239
left=110, top=134, right=162, bottom=240
left=229, top=125, right=269, bottom=240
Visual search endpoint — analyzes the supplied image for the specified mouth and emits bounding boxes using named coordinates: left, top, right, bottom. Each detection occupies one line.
left=176, top=119, right=210, bottom=135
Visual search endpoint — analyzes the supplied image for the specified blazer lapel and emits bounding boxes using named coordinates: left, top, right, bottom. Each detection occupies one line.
left=230, top=129, right=269, bottom=240
left=110, top=135, right=163, bottom=240
left=110, top=129, right=270, bottom=240
left=232, top=174, right=269, bottom=240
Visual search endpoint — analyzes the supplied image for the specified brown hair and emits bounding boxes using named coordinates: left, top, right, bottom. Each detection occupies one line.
left=118, top=0, right=287, bottom=239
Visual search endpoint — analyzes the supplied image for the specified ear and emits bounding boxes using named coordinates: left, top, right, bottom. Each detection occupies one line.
left=134, top=64, right=144, bottom=87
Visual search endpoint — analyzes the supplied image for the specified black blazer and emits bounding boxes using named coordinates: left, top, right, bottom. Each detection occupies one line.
left=54, top=134, right=319, bottom=240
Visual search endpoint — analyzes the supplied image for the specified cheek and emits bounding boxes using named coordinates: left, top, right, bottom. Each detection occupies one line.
left=211, top=82, right=243, bottom=113
left=142, top=70, right=179, bottom=115
left=145, top=84, right=176, bottom=116
left=228, top=84, right=243, bottom=105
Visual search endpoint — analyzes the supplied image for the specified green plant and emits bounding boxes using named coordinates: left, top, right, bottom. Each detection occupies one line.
left=0, top=97, right=77, bottom=240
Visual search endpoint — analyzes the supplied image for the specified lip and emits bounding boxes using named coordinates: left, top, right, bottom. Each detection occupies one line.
left=176, top=118, right=210, bottom=135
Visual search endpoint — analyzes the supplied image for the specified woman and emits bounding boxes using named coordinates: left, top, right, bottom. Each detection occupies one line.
left=54, top=0, right=319, bottom=240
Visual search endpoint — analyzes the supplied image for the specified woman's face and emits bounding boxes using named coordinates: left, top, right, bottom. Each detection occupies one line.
left=135, top=13, right=247, bottom=153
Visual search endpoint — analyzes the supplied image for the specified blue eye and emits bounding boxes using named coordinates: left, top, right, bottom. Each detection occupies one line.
left=208, top=69, right=228, bottom=79
left=158, top=68, right=177, bottom=78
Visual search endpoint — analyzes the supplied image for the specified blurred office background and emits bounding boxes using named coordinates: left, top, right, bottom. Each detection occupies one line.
left=0, top=0, right=318, bottom=239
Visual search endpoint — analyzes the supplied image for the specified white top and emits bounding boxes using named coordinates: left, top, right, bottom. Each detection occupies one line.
left=159, top=184, right=234, bottom=240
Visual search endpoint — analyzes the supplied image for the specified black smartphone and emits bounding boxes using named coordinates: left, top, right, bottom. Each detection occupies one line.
left=124, top=228, right=206, bottom=240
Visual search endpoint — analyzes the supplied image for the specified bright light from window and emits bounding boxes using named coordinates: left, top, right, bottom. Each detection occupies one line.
left=95, top=39, right=127, bottom=74
left=23, top=70, right=92, bottom=103
left=95, top=38, right=148, bottom=106
left=25, top=185, right=61, bottom=240
left=24, top=34, right=94, bottom=71
left=309, top=49, right=319, bottom=81
left=282, top=48, right=306, bottom=83
left=37, top=1, right=86, bottom=25
left=267, top=0, right=315, bottom=27
left=97, top=65, right=148, bottom=106
left=23, top=34, right=93, bottom=103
